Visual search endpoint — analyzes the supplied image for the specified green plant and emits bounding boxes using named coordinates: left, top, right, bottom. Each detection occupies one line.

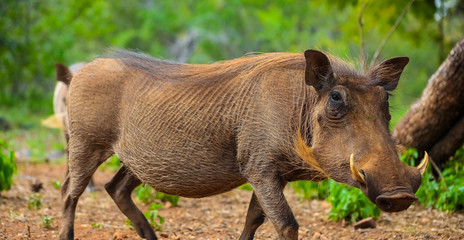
left=27, top=193, right=42, bottom=210
left=9, top=211, right=22, bottom=221
left=99, top=154, right=122, bottom=172
left=408, top=146, right=464, bottom=212
left=291, top=178, right=379, bottom=222
left=291, top=180, right=330, bottom=201
left=41, top=215, right=54, bottom=229
left=135, top=185, right=180, bottom=207
left=125, top=203, right=165, bottom=231
left=155, top=192, right=180, bottom=207
left=91, top=222, right=102, bottom=229
left=399, top=147, right=464, bottom=212
left=400, top=148, right=419, bottom=166
left=135, top=185, right=155, bottom=204
left=238, top=183, right=253, bottom=191
left=125, top=218, right=134, bottom=228
left=0, top=138, right=16, bottom=192
left=50, top=180, right=61, bottom=190
left=144, top=203, right=165, bottom=231
left=327, top=181, right=380, bottom=222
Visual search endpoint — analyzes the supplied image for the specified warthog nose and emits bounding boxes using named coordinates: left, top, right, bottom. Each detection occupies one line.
left=375, top=192, right=418, bottom=212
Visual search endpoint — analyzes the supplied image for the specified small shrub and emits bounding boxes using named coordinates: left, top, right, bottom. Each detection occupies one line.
left=144, top=203, right=165, bottom=231
left=327, top=181, right=380, bottom=222
left=125, top=203, right=165, bottom=231
left=135, top=185, right=180, bottom=207
left=0, top=138, right=16, bottom=192
left=41, top=215, right=54, bottom=229
left=135, top=185, right=156, bottom=204
left=291, top=180, right=330, bottom=201
left=155, top=192, right=180, bottom=207
left=400, top=148, right=419, bottom=166
left=27, top=193, right=42, bottom=210
left=291, top=179, right=379, bottom=222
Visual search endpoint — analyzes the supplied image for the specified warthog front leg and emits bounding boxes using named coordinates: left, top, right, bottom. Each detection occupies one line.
left=105, top=165, right=157, bottom=240
left=239, top=192, right=266, bottom=240
left=247, top=174, right=299, bottom=240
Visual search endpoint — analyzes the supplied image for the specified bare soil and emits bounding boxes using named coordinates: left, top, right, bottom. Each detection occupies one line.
left=1, top=162, right=464, bottom=240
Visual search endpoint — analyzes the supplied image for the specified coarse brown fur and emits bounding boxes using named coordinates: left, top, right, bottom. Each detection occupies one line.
left=59, top=49, right=424, bottom=240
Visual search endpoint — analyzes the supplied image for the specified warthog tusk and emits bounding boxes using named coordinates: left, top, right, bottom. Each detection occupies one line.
left=417, top=152, right=429, bottom=175
left=350, top=154, right=366, bottom=184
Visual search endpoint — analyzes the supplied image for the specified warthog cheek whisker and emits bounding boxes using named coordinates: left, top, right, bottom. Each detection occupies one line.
left=294, top=130, right=328, bottom=177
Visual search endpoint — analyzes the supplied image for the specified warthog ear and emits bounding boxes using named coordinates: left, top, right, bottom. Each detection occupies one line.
left=368, top=57, right=409, bottom=91
left=304, top=50, right=334, bottom=91
left=55, top=63, right=72, bottom=86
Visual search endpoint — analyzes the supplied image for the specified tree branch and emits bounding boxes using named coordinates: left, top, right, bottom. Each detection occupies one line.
left=429, top=156, right=448, bottom=189
left=369, top=0, right=415, bottom=68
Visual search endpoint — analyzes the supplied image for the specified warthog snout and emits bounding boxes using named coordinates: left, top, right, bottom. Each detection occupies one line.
left=375, top=191, right=418, bottom=212
left=350, top=153, right=428, bottom=212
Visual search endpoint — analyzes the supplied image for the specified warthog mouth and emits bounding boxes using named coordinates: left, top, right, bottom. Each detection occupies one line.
left=375, top=190, right=418, bottom=212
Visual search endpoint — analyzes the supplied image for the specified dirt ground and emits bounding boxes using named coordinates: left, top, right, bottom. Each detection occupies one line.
left=1, top=162, right=464, bottom=240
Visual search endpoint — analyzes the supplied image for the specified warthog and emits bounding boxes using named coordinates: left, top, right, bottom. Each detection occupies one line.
left=59, top=49, right=428, bottom=240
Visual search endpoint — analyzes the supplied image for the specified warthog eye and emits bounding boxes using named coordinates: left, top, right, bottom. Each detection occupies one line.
left=330, top=91, right=343, bottom=104
left=325, top=90, right=346, bottom=121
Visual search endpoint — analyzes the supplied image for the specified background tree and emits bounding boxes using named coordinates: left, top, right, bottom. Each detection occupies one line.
left=393, top=37, right=464, bottom=167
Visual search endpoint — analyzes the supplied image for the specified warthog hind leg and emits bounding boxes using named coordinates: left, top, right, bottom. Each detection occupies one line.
left=59, top=146, right=113, bottom=240
left=105, top=165, right=157, bottom=240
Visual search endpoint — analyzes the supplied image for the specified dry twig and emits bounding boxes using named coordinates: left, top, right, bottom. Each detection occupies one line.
left=369, top=0, right=415, bottom=68
left=358, top=2, right=368, bottom=73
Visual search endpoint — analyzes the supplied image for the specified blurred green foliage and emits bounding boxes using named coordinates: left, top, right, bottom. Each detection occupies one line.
left=1, top=0, right=463, bottom=120
left=291, top=180, right=330, bottom=200
left=0, top=107, right=64, bottom=161
left=40, top=215, right=55, bottom=229
left=0, top=138, right=16, bottom=192
left=99, top=154, right=122, bottom=172
left=27, top=193, right=42, bottom=210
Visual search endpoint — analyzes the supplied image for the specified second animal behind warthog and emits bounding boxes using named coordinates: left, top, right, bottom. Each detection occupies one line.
left=53, top=62, right=97, bottom=192
left=59, top=49, right=428, bottom=240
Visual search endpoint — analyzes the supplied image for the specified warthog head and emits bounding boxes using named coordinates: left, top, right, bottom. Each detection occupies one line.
left=297, top=50, right=427, bottom=212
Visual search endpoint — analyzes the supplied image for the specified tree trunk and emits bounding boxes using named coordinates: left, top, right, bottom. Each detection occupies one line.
left=393, top=37, right=464, bottom=166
